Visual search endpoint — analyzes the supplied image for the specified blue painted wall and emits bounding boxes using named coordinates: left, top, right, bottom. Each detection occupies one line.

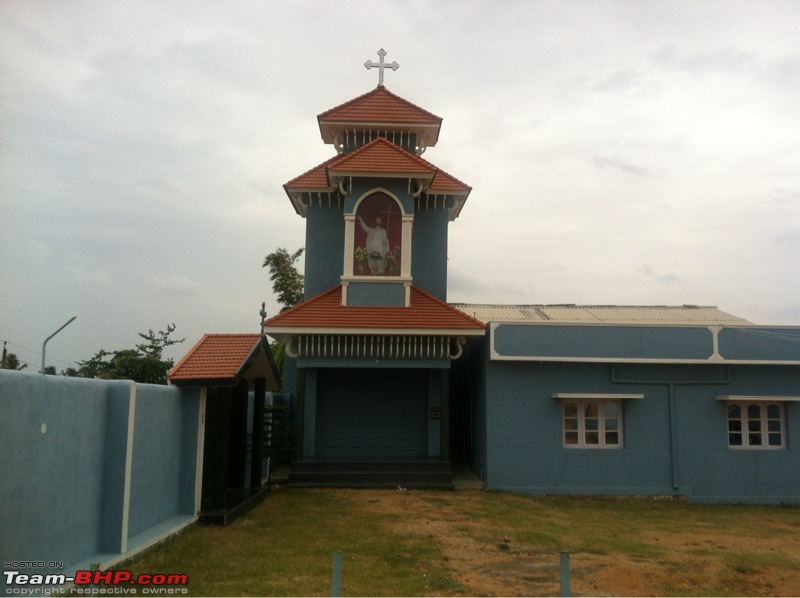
left=718, top=328, right=800, bottom=361
left=347, top=281, right=406, bottom=306
left=673, top=365, right=799, bottom=502
left=304, top=204, right=345, bottom=298
left=481, top=360, right=676, bottom=494
left=0, top=370, right=201, bottom=586
left=302, top=177, right=451, bottom=302
left=411, top=208, right=449, bottom=300
left=128, top=384, right=200, bottom=538
left=1, top=372, right=110, bottom=573
left=493, top=323, right=714, bottom=360
left=465, top=352, right=800, bottom=503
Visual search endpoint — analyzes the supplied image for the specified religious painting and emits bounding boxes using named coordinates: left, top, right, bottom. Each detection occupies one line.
left=354, top=193, right=402, bottom=276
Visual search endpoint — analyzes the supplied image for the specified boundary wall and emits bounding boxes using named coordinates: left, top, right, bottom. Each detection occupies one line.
left=0, top=370, right=202, bottom=589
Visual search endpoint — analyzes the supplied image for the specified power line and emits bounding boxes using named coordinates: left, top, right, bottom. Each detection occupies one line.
left=0, top=339, right=79, bottom=367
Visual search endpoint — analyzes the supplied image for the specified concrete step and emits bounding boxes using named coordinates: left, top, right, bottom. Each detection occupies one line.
left=287, top=460, right=453, bottom=490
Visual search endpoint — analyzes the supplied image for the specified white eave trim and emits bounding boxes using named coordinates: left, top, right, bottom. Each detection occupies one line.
left=319, top=121, right=441, bottom=136
left=264, top=326, right=485, bottom=337
left=552, top=393, right=645, bottom=400
left=285, top=186, right=334, bottom=194
left=716, top=395, right=800, bottom=402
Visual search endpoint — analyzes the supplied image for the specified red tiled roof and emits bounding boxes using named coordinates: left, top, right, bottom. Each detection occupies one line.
left=283, top=154, right=340, bottom=190
left=284, top=138, right=471, bottom=195
left=429, top=169, right=472, bottom=194
left=168, top=334, right=262, bottom=382
left=263, top=285, right=486, bottom=333
left=318, top=86, right=442, bottom=125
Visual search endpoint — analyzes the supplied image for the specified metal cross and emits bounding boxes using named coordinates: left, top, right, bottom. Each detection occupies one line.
left=364, top=48, right=399, bottom=86
left=260, top=302, right=267, bottom=335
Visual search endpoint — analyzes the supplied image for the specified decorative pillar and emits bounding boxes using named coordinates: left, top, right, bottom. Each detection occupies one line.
left=401, top=215, right=413, bottom=278
left=342, top=214, right=356, bottom=278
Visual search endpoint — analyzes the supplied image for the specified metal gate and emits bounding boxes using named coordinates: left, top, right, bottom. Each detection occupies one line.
left=315, top=368, right=429, bottom=458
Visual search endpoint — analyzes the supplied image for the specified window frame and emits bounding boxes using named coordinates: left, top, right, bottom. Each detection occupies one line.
left=561, top=398, right=624, bottom=449
left=726, top=400, right=786, bottom=450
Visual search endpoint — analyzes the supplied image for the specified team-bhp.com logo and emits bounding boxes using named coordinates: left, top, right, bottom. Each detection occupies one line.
left=4, top=568, right=188, bottom=595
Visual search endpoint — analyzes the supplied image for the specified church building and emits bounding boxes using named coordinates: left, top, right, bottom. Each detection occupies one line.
left=259, top=50, right=800, bottom=501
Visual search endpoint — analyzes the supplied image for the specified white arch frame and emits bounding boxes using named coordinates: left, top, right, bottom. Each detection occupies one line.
left=342, top=188, right=414, bottom=304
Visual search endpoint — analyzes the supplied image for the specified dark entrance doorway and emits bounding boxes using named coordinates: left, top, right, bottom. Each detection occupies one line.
left=315, top=368, right=428, bottom=458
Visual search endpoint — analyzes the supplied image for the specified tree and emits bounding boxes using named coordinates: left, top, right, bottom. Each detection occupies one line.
left=73, top=324, right=184, bottom=384
left=0, top=352, right=27, bottom=371
left=262, top=247, right=304, bottom=312
left=262, top=247, right=305, bottom=391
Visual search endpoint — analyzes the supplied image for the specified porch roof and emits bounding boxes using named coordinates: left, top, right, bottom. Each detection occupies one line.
left=168, top=334, right=279, bottom=388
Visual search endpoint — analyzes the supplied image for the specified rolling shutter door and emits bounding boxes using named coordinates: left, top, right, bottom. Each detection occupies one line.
left=316, top=368, right=428, bottom=458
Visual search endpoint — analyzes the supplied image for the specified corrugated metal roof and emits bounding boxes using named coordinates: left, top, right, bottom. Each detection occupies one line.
left=451, top=304, right=752, bottom=325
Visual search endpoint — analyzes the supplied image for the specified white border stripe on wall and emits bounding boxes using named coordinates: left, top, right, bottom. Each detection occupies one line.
left=120, top=382, right=137, bottom=553
left=194, top=388, right=207, bottom=514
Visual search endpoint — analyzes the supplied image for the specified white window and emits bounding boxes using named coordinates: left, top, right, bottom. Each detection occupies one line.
left=727, top=401, right=785, bottom=449
left=562, top=399, right=623, bottom=449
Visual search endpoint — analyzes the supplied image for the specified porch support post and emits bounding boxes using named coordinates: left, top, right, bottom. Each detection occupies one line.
left=295, top=368, right=306, bottom=459
left=440, top=369, right=450, bottom=462
left=228, top=380, right=249, bottom=490
left=250, top=377, right=266, bottom=489
left=210, top=389, right=229, bottom=510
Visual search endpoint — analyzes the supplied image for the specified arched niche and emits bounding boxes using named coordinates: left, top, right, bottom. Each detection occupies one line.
left=343, top=189, right=413, bottom=281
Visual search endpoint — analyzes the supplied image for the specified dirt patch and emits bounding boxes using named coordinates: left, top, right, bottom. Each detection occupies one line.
left=345, top=489, right=800, bottom=597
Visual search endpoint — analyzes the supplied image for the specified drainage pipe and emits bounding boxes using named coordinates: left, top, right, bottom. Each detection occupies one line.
left=610, top=364, right=731, bottom=491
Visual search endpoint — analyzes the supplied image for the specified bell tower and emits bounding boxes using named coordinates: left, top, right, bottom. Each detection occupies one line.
left=282, top=49, right=471, bottom=305
left=264, top=50, right=485, bottom=472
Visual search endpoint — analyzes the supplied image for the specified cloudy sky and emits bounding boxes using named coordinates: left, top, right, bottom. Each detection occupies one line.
left=2, top=1, right=798, bottom=371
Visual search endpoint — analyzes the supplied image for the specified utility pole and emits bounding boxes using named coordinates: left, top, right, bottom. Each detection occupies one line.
left=41, top=316, right=77, bottom=374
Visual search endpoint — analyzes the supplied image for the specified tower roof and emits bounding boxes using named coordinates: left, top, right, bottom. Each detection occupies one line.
left=317, top=86, right=443, bottom=147
left=284, top=137, right=471, bottom=217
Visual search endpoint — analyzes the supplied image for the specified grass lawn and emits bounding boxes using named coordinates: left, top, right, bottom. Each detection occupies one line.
left=122, top=487, right=800, bottom=596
